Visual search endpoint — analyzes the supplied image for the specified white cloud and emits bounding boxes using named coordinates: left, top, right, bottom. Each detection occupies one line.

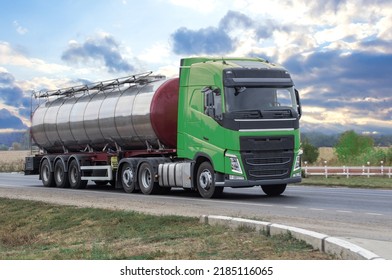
left=137, top=42, right=172, bottom=64
left=13, top=21, right=28, bottom=35
left=0, top=42, right=69, bottom=74
left=377, top=14, right=392, bottom=40
left=232, top=0, right=310, bottom=24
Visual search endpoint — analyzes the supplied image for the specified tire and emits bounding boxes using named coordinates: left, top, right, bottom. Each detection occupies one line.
left=137, top=162, right=158, bottom=195
left=68, top=160, right=87, bottom=189
left=261, top=184, right=286, bottom=196
left=54, top=160, right=69, bottom=188
left=196, top=161, right=223, bottom=199
left=40, top=159, right=55, bottom=188
left=121, top=162, right=137, bottom=193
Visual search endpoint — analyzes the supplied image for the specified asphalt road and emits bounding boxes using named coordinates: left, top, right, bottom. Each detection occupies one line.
left=0, top=173, right=391, bottom=259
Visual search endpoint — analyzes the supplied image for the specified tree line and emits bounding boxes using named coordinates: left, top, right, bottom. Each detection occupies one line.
left=302, top=130, right=392, bottom=166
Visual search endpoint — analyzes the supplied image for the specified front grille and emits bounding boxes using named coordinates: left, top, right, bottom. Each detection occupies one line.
left=249, top=169, right=289, bottom=178
left=240, top=136, right=294, bottom=181
left=246, top=157, right=291, bottom=166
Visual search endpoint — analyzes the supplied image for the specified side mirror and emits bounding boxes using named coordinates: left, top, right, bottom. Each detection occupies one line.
left=295, top=88, right=302, bottom=119
left=202, top=86, right=215, bottom=118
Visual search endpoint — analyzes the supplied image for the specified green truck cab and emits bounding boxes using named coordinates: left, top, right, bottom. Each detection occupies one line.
left=177, top=57, right=302, bottom=198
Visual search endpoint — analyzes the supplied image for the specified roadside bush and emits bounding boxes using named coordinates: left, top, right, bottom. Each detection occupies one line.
left=302, top=140, right=319, bottom=164
left=334, top=130, right=374, bottom=164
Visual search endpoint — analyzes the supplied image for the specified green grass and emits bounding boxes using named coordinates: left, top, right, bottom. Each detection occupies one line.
left=0, top=198, right=333, bottom=260
left=300, top=176, right=392, bottom=189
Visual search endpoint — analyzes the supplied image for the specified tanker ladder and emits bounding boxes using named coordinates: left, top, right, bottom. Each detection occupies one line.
left=32, top=71, right=165, bottom=98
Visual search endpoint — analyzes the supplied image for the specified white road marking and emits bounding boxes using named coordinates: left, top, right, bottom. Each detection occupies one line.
left=284, top=206, right=298, bottom=209
left=365, top=212, right=383, bottom=216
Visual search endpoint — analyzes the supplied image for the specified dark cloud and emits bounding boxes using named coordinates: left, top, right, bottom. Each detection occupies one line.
left=285, top=50, right=392, bottom=93
left=61, top=34, right=134, bottom=73
left=171, top=10, right=280, bottom=55
left=284, top=49, right=392, bottom=133
left=303, top=0, right=348, bottom=16
left=0, top=72, right=15, bottom=84
left=171, top=27, right=234, bottom=55
left=219, top=10, right=280, bottom=39
left=360, top=38, right=391, bottom=49
left=0, top=70, right=31, bottom=117
left=0, top=109, right=27, bottom=130
left=219, top=10, right=254, bottom=31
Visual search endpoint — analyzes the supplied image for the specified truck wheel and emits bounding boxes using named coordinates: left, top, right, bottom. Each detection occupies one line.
left=121, top=163, right=137, bottom=193
left=196, top=162, right=223, bottom=198
left=40, top=159, right=55, bottom=188
left=261, top=184, right=286, bottom=196
left=68, top=160, right=87, bottom=189
left=54, top=160, right=69, bottom=188
left=137, top=162, right=157, bottom=195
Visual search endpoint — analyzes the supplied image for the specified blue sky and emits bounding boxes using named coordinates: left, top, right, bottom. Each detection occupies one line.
left=0, top=0, right=391, bottom=135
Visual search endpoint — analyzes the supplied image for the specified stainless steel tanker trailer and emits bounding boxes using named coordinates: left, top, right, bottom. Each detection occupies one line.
left=25, top=57, right=302, bottom=198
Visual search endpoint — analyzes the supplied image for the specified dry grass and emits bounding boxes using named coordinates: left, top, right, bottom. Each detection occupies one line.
left=0, top=198, right=334, bottom=260
left=0, top=150, right=31, bottom=172
left=317, top=147, right=337, bottom=165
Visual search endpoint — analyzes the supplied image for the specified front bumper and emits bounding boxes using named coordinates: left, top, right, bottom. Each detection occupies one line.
left=215, top=176, right=301, bottom=188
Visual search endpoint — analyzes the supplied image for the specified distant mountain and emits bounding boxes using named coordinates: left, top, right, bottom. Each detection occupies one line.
left=0, top=131, right=30, bottom=149
left=302, top=132, right=392, bottom=147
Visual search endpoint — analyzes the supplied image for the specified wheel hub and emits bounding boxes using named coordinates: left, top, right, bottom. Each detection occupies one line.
left=122, top=168, right=134, bottom=187
left=199, top=169, right=212, bottom=190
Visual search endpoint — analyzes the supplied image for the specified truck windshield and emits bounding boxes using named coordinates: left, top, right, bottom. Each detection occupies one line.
left=225, top=86, right=298, bottom=114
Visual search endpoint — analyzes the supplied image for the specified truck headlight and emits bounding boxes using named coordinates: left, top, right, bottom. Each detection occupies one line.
left=226, top=153, right=243, bottom=174
left=294, top=156, right=300, bottom=170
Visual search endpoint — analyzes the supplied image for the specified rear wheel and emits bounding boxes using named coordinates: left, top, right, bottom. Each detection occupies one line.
left=261, top=184, right=286, bottom=196
left=68, top=160, right=87, bottom=189
left=196, top=161, right=223, bottom=199
left=121, top=162, right=137, bottom=193
left=40, top=159, right=55, bottom=188
left=54, top=160, right=69, bottom=188
left=138, top=162, right=158, bottom=195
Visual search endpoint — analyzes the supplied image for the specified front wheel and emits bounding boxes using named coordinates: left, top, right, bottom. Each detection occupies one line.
left=196, top=162, right=223, bottom=199
left=261, top=184, right=286, bottom=196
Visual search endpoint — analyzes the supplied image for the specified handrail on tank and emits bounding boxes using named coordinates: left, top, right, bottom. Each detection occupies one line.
left=33, top=71, right=165, bottom=99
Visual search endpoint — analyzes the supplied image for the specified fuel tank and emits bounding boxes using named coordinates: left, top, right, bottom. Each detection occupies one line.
left=31, top=77, right=179, bottom=153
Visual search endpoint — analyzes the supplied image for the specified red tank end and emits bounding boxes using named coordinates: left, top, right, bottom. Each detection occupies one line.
left=150, top=78, right=179, bottom=148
